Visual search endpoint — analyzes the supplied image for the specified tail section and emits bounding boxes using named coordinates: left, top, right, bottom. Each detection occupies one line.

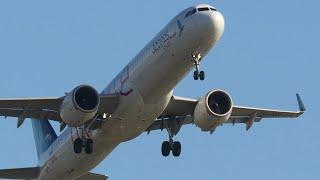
left=0, top=119, right=57, bottom=179
left=31, top=119, right=57, bottom=159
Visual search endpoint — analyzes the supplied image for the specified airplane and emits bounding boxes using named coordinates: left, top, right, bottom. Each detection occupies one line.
left=0, top=4, right=305, bottom=180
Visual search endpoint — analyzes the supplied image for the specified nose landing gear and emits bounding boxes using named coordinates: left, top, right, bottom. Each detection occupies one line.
left=194, top=70, right=205, bottom=81
left=192, top=53, right=205, bottom=81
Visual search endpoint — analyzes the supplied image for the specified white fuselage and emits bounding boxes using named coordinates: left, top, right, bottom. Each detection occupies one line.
left=37, top=4, right=225, bottom=180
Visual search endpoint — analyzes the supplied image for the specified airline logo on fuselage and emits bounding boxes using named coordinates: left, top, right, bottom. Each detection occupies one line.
left=103, top=65, right=133, bottom=96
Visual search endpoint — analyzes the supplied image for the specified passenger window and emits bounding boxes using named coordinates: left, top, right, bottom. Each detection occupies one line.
left=197, top=7, right=210, bottom=12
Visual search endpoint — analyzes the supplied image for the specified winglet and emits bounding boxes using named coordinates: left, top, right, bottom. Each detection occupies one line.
left=296, top=93, right=306, bottom=112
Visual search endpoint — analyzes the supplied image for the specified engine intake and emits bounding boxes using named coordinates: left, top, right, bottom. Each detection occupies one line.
left=193, top=90, right=233, bottom=131
left=207, top=90, right=232, bottom=116
left=74, top=86, right=99, bottom=112
left=60, top=85, right=100, bottom=127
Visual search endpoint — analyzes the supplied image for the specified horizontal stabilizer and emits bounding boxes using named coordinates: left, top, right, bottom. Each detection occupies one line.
left=0, top=167, right=40, bottom=179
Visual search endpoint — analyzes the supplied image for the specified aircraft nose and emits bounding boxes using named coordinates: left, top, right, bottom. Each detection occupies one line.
left=205, top=10, right=225, bottom=42
left=212, top=11, right=225, bottom=41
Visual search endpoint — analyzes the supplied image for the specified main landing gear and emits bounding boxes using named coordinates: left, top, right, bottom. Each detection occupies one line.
left=192, top=53, right=205, bottom=81
left=160, top=116, right=182, bottom=157
left=73, top=126, right=93, bottom=154
left=161, top=139, right=181, bottom=157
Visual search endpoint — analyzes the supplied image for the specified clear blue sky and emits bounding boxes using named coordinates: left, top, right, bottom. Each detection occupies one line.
left=0, top=1, right=318, bottom=179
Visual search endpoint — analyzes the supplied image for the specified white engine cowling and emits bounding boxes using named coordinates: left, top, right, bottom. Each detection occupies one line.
left=60, top=85, right=100, bottom=127
left=193, top=90, right=233, bottom=131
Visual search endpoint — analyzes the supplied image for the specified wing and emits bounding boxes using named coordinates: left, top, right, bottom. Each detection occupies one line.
left=75, top=172, right=108, bottom=180
left=0, top=94, right=119, bottom=127
left=147, top=94, right=305, bottom=132
left=0, top=167, right=108, bottom=180
left=161, top=96, right=198, bottom=116
left=226, top=104, right=304, bottom=130
left=0, top=97, right=63, bottom=127
left=0, top=166, right=40, bottom=179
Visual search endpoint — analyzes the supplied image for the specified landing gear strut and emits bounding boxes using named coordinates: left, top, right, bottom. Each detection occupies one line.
left=192, top=53, right=205, bottom=81
left=161, top=116, right=182, bottom=157
left=73, top=126, right=93, bottom=154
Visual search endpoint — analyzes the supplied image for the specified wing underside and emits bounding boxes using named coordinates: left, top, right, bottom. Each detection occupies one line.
left=0, top=167, right=40, bottom=179
left=147, top=94, right=305, bottom=132
left=75, top=172, right=108, bottom=180
left=0, top=94, right=120, bottom=127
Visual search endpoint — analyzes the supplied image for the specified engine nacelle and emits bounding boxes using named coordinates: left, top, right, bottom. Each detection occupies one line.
left=193, top=90, right=233, bottom=131
left=60, top=85, right=100, bottom=127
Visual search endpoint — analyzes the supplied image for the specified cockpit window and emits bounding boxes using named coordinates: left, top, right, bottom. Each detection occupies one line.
left=210, top=7, right=217, bottom=11
left=185, top=8, right=197, bottom=18
left=197, top=7, right=210, bottom=11
left=185, top=7, right=217, bottom=18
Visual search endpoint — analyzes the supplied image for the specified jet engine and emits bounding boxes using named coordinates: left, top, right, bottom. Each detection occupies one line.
left=193, top=90, right=233, bottom=131
left=60, top=85, right=100, bottom=127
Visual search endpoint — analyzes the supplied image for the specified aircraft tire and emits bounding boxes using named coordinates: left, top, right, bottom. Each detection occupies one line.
left=74, top=138, right=83, bottom=154
left=172, top=141, right=181, bottom=157
left=161, top=141, right=171, bottom=157
left=194, top=71, right=199, bottom=80
left=85, top=139, right=93, bottom=154
left=199, top=71, right=205, bottom=80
